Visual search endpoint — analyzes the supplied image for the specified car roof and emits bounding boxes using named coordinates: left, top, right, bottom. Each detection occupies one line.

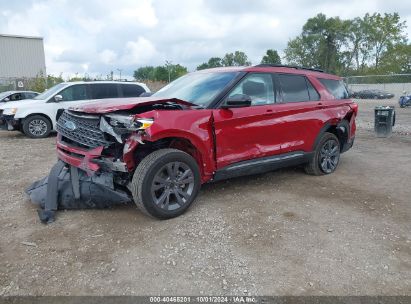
left=61, top=81, right=147, bottom=86
left=196, top=65, right=341, bottom=80
left=0, top=90, right=39, bottom=94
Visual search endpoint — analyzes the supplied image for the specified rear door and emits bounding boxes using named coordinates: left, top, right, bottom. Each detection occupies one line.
left=213, top=73, right=283, bottom=169
left=273, top=73, right=324, bottom=153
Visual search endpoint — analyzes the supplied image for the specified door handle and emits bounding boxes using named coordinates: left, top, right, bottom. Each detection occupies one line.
left=317, top=102, right=325, bottom=109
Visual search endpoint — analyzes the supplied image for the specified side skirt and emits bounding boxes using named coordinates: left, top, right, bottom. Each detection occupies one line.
left=212, top=151, right=312, bottom=182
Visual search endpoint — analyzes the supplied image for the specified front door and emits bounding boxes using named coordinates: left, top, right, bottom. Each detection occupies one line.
left=213, top=73, right=283, bottom=169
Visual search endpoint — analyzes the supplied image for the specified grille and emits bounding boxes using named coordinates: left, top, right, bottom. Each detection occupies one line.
left=57, top=111, right=113, bottom=149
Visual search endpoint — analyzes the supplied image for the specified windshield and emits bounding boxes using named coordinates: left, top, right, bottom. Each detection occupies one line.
left=152, top=71, right=240, bottom=107
left=34, top=83, right=69, bottom=100
left=0, top=91, right=11, bottom=100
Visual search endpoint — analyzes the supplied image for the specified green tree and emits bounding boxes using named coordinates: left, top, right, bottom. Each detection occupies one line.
left=345, top=17, right=373, bottom=72
left=284, top=12, right=408, bottom=75
left=197, top=57, right=223, bottom=70
left=222, top=51, right=251, bottom=66
left=134, top=66, right=156, bottom=81
left=379, top=43, right=411, bottom=73
left=134, top=64, right=188, bottom=82
left=28, top=71, right=47, bottom=92
left=46, top=74, right=64, bottom=88
left=153, top=66, right=169, bottom=82
left=301, top=13, right=350, bottom=73
left=365, top=13, right=407, bottom=69
left=261, top=49, right=282, bottom=65
left=169, top=64, right=188, bottom=81
left=284, top=35, right=323, bottom=69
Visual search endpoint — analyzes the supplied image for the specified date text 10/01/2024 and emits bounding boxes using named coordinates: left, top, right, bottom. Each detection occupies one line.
left=149, top=296, right=257, bottom=303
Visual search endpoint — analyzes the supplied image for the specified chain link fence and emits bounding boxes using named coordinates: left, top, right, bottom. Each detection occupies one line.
left=344, top=74, right=411, bottom=99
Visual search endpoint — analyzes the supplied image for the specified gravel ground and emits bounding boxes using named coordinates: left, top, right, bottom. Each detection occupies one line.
left=0, top=99, right=410, bottom=296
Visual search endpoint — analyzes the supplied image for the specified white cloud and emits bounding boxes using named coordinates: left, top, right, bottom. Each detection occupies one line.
left=121, top=37, right=160, bottom=65
left=99, top=49, right=118, bottom=65
left=0, top=0, right=409, bottom=78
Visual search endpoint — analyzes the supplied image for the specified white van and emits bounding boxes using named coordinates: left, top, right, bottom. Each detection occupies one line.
left=0, top=81, right=150, bottom=138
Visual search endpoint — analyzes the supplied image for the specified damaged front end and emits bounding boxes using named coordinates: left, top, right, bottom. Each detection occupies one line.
left=26, top=108, right=158, bottom=223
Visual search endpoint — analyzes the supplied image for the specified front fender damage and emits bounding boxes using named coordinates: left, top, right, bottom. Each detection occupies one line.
left=26, top=161, right=131, bottom=224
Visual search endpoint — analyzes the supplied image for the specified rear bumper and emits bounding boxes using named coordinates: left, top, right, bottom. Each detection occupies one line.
left=341, top=136, right=355, bottom=153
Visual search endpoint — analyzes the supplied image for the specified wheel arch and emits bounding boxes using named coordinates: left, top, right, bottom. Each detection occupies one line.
left=133, top=135, right=213, bottom=183
left=312, top=119, right=350, bottom=153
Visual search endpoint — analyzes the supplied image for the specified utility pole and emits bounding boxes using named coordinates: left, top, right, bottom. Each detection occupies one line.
left=165, top=60, right=172, bottom=83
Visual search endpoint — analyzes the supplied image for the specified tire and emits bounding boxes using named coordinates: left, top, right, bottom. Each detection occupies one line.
left=22, top=115, right=52, bottom=138
left=131, top=148, right=201, bottom=219
left=305, top=132, right=340, bottom=176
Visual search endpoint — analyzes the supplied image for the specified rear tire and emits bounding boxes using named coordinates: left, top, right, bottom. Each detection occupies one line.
left=22, top=115, right=52, bottom=138
left=131, top=148, right=201, bottom=219
left=305, top=132, right=340, bottom=176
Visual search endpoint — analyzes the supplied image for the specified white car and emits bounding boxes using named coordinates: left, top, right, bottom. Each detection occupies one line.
left=0, top=81, right=150, bottom=138
left=0, top=90, right=39, bottom=103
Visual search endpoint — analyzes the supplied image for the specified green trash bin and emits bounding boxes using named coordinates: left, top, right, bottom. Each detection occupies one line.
left=374, top=106, right=395, bottom=137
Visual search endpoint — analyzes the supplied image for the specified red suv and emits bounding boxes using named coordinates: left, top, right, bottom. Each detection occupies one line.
left=29, top=65, right=357, bottom=221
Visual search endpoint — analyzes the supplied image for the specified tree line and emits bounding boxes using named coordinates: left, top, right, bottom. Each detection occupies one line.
left=284, top=12, right=410, bottom=75
left=133, top=12, right=409, bottom=81
left=133, top=49, right=281, bottom=82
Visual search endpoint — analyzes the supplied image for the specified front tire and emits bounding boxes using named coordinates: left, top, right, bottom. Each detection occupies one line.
left=22, top=115, right=52, bottom=138
left=131, top=148, right=201, bottom=219
left=305, top=132, right=340, bottom=176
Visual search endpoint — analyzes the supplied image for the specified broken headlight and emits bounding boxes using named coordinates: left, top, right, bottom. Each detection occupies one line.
left=104, top=114, right=154, bottom=131
left=2, top=108, right=18, bottom=115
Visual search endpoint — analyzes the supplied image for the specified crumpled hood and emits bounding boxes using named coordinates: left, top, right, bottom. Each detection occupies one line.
left=0, top=98, right=43, bottom=110
left=69, top=97, right=194, bottom=114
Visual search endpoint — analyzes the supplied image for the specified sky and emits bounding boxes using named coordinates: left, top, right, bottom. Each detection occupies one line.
left=1, top=0, right=410, bottom=79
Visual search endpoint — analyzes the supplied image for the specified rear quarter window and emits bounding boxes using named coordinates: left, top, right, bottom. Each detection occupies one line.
left=319, top=78, right=349, bottom=99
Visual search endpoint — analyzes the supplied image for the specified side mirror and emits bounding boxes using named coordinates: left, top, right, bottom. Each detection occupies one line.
left=54, top=95, right=63, bottom=102
left=221, top=94, right=252, bottom=108
left=4, top=97, right=10, bottom=102
left=140, top=92, right=153, bottom=97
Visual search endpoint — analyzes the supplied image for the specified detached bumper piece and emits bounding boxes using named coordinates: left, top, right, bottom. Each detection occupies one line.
left=0, top=114, right=19, bottom=131
left=26, top=160, right=132, bottom=224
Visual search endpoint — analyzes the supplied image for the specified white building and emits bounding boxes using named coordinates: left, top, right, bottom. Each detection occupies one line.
left=0, top=34, right=46, bottom=78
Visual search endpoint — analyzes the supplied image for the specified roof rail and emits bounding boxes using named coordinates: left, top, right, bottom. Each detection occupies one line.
left=255, top=64, right=325, bottom=73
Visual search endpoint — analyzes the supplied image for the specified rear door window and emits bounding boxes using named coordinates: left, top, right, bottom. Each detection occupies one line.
left=277, top=74, right=312, bottom=102
left=318, top=78, right=349, bottom=99
left=24, top=92, right=38, bottom=99
left=121, top=84, right=145, bottom=97
left=90, top=83, right=119, bottom=99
